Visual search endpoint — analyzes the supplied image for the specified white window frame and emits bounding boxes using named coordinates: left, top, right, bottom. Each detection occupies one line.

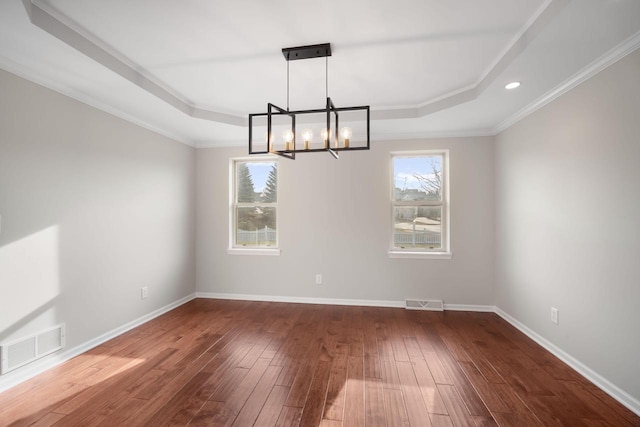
left=228, top=157, right=280, bottom=256
left=388, top=150, right=452, bottom=259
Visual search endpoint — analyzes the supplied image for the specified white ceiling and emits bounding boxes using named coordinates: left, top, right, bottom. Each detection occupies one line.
left=1, top=0, right=639, bottom=147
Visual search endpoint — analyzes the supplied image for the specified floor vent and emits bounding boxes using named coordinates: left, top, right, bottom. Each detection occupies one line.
left=405, top=299, right=444, bottom=311
left=0, top=324, right=65, bottom=375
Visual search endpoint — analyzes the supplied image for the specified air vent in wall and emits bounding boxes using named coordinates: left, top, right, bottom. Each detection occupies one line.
left=405, top=299, right=444, bottom=311
left=0, top=324, right=65, bottom=375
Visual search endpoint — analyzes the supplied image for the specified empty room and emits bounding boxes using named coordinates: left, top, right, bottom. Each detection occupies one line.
left=1, top=1, right=639, bottom=426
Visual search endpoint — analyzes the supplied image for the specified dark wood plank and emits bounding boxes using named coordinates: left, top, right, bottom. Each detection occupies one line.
left=427, top=331, right=491, bottom=417
left=186, top=400, right=226, bottom=426
left=232, top=364, right=283, bottom=426
left=299, top=360, right=332, bottom=426
left=365, top=378, right=386, bottom=426
left=396, top=361, right=433, bottom=426
left=144, top=371, right=212, bottom=426
left=320, top=419, right=343, bottom=427
left=209, top=357, right=272, bottom=424
left=458, top=360, right=510, bottom=413
left=276, top=405, right=303, bottom=427
left=52, top=348, right=178, bottom=424
left=437, top=384, right=477, bottom=427
left=383, top=388, right=410, bottom=427
left=430, top=413, right=455, bottom=427
left=412, top=357, right=448, bottom=415
left=166, top=344, right=255, bottom=425
left=380, top=357, right=401, bottom=389
left=254, top=385, right=290, bottom=427
left=403, top=336, right=424, bottom=360
left=423, top=350, right=452, bottom=385
left=343, top=355, right=365, bottom=427
left=561, top=380, right=639, bottom=427
left=322, top=344, right=349, bottom=421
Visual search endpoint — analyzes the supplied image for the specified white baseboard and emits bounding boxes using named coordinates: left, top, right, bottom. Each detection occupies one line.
left=196, top=292, right=495, bottom=313
left=0, top=293, right=196, bottom=394
left=195, top=292, right=406, bottom=308
left=495, top=307, right=640, bottom=416
left=444, top=304, right=496, bottom=312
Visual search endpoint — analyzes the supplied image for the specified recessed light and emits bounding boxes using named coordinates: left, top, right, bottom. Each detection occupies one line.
left=505, top=81, right=521, bottom=90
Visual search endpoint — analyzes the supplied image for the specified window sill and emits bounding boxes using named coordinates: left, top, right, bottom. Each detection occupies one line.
left=227, top=248, right=280, bottom=256
left=388, top=250, right=452, bottom=260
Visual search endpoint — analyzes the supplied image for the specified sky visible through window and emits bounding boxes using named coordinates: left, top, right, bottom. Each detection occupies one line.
left=246, top=162, right=272, bottom=193
left=394, top=156, right=442, bottom=191
left=247, top=157, right=442, bottom=193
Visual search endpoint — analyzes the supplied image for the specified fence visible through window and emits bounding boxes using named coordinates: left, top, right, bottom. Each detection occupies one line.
left=393, top=228, right=441, bottom=248
left=391, top=152, right=447, bottom=252
left=236, top=226, right=277, bottom=246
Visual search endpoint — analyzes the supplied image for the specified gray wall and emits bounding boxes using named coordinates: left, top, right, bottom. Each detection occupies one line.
left=494, top=49, right=640, bottom=401
left=196, top=137, right=495, bottom=305
left=0, top=69, right=196, bottom=351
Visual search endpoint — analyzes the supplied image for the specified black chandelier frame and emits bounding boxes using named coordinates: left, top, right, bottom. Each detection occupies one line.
left=248, top=43, right=370, bottom=160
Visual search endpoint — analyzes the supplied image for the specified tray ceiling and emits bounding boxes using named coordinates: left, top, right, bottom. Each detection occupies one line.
left=1, top=0, right=639, bottom=146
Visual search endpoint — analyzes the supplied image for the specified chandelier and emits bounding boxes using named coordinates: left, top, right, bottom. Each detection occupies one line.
left=249, top=43, right=370, bottom=160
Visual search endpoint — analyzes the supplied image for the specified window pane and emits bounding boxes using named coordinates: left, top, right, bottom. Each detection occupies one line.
left=393, top=156, right=442, bottom=202
left=393, top=206, right=441, bottom=249
left=236, top=161, right=277, bottom=203
left=236, top=206, right=277, bottom=246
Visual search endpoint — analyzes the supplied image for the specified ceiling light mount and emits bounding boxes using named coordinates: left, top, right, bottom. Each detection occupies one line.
left=282, top=43, right=332, bottom=61
left=249, top=43, right=370, bottom=160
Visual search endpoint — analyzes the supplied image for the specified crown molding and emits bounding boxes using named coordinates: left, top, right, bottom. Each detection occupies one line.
left=194, top=128, right=496, bottom=149
left=22, top=0, right=565, bottom=126
left=373, top=129, right=496, bottom=141
left=0, top=54, right=195, bottom=147
left=21, top=0, right=633, bottom=145
left=476, top=0, right=554, bottom=86
left=25, top=0, right=246, bottom=127
left=494, top=30, right=640, bottom=134
left=366, top=0, right=568, bottom=121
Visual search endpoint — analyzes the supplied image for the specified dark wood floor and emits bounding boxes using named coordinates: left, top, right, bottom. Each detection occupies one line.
left=0, top=299, right=638, bottom=426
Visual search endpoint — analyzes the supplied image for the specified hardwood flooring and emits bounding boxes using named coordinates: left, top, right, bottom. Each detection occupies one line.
left=0, top=299, right=638, bottom=426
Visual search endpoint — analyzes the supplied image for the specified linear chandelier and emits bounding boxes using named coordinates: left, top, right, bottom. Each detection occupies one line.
left=249, top=43, right=370, bottom=160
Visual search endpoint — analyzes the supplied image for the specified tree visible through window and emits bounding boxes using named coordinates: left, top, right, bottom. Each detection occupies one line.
left=232, top=160, right=278, bottom=248
left=392, top=152, right=448, bottom=252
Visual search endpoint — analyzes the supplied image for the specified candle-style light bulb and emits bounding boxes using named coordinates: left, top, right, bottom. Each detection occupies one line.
left=340, top=127, right=352, bottom=148
left=302, top=129, right=313, bottom=150
left=320, top=128, right=331, bottom=149
left=266, top=131, right=275, bottom=152
left=283, top=129, right=294, bottom=151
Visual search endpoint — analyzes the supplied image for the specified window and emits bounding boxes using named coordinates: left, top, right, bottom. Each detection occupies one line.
left=390, top=151, right=450, bottom=258
left=229, top=158, right=279, bottom=254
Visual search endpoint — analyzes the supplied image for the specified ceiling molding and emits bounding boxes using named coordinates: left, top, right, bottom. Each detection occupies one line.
left=493, top=29, right=640, bottom=135
left=10, top=5, right=637, bottom=149
left=201, top=27, right=640, bottom=148
left=473, top=0, right=564, bottom=95
left=342, top=0, right=569, bottom=121
left=0, top=53, right=195, bottom=147
left=194, top=128, right=496, bottom=149
left=23, top=0, right=567, bottom=127
left=25, top=0, right=246, bottom=127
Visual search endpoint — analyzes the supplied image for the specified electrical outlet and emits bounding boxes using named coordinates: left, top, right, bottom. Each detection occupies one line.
left=550, top=307, right=559, bottom=325
left=315, top=274, right=322, bottom=285
left=141, top=286, right=149, bottom=300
